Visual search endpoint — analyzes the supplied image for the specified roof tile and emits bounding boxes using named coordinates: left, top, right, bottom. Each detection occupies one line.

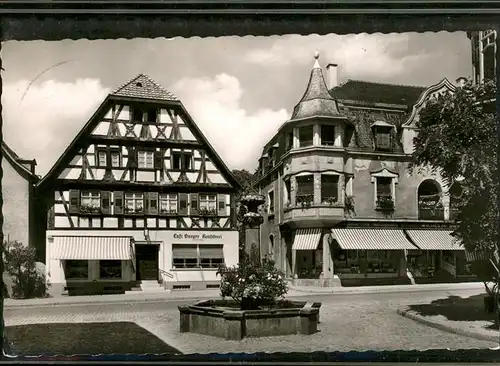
left=111, top=74, right=178, bottom=101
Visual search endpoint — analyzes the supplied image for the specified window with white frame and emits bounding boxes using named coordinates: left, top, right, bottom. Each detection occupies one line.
left=371, top=169, right=398, bottom=210
left=111, top=151, right=121, bottom=167
left=97, top=150, right=107, bottom=167
left=125, top=192, right=144, bottom=213
left=81, top=191, right=100, bottom=208
left=268, top=190, right=275, bottom=214
left=376, top=177, right=392, bottom=201
left=199, top=194, right=217, bottom=212
left=137, top=150, right=154, bottom=168
left=159, top=193, right=178, bottom=214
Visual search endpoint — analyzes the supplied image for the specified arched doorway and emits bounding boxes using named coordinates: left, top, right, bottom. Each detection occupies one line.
left=417, top=179, right=444, bottom=220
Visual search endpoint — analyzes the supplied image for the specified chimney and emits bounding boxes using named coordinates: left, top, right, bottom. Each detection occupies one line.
left=326, top=63, right=339, bottom=89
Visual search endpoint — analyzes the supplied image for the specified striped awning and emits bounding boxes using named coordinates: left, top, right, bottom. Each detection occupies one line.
left=292, top=228, right=322, bottom=250
left=405, top=230, right=463, bottom=251
left=330, top=229, right=417, bottom=250
left=51, top=236, right=133, bottom=260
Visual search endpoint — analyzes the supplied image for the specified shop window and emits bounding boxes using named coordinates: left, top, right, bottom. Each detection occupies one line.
left=321, top=175, right=339, bottom=204
left=296, top=175, right=314, bottom=206
left=99, top=260, right=122, bottom=279
left=321, top=125, right=336, bottom=146
left=64, top=260, right=89, bottom=279
left=159, top=193, right=178, bottom=214
left=298, top=125, right=314, bottom=147
left=172, top=244, right=199, bottom=268
left=199, top=245, right=224, bottom=268
left=125, top=192, right=144, bottom=214
left=137, top=150, right=154, bottom=169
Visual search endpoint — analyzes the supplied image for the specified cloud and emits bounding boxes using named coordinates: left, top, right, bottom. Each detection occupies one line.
left=244, top=33, right=433, bottom=82
left=171, top=74, right=288, bottom=172
left=2, top=78, right=110, bottom=175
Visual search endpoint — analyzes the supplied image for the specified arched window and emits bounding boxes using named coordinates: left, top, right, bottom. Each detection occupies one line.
left=417, top=179, right=444, bottom=220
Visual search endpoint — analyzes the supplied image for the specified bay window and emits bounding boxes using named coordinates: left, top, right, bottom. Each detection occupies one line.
left=321, top=174, right=339, bottom=204
left=298, top=125, right=314, bottom=147
left=321, top=125, right=336, bottom=146
left=296, top=175, right=314, bottom=206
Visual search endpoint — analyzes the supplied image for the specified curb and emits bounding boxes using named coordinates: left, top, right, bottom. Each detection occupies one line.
left=397, top=307, right=498, bottom=343
left=287, top=283, right=484, bottom=295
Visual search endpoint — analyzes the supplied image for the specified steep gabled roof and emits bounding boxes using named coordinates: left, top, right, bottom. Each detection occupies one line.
left=331, top=80, right=426, bottom=109
left=111, top=74, right=178, bottom=102
left=37, top=75, right=241, bottom=192
left=290, top=53, right=344, bottom=121
left=2, top=142, right=39, bottom=182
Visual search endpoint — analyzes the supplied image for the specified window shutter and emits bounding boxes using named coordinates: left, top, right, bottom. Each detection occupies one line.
left=148, top=192, right=159, bottom=215
left=114, top=191, right=124, bottom=214
left=179, top=193, right=189, bottom=215
left=172, top=244, right=198, bottom=259
left=154, top=150, right=163, bottom=169
left=128, top=147, right=137, bottom=168
left=68, top=190, right=80, bottom=214
left=190, top=193, right=199, bottom=215
left=101, top=191, right=111, bottom=214
left=218, top=194, right=226, bottom=216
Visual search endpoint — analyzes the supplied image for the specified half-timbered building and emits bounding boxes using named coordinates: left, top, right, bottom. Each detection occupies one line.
left=36, top=74, right=241, bottom=296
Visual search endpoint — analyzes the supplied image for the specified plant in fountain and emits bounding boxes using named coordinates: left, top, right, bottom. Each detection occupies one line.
left=217, top=255, right=288, bottom=310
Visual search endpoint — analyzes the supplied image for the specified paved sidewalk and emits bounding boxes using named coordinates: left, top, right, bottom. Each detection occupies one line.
left=398, top=306, right=499, bottom=343
left=4, top=281, right=485, bottom=309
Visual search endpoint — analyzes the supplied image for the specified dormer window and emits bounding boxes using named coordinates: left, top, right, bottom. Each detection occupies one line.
left=371, top=121, right=393, bottom=151
left=321, top=125, right=336, bottom=146
left=298, top=125, right=314, bottom=147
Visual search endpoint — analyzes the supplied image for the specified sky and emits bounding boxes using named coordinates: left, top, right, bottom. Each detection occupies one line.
left=2, top=32, right=472, bottom=176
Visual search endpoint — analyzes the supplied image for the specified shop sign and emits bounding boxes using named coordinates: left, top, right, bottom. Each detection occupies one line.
left=173, top=232, right=224, bottom=242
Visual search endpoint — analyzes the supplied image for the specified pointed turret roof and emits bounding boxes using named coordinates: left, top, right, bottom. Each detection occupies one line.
left=290, top=52, right=344, bottom=121
left=111, top=74, right=178, bottom=101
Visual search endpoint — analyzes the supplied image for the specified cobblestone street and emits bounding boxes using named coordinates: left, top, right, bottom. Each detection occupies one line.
left=5, top=288, right=497, bottom=354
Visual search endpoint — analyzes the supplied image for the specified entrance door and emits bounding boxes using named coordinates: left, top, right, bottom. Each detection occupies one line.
left=135, top=245, right=159, bottom=281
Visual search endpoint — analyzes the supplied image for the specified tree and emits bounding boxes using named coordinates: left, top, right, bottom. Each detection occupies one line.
left=232, top=169, right=258, bottom=257
left=4, top=241, right=50, bottom=299
left=410, top=78, right=498, bottom=296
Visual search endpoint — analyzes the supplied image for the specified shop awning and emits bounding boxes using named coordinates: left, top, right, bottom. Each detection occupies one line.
left=292, top=228, right=322, bottom=250
left=51, top=236, right=134, bottom=260
left=405, top=230, right=463, bottom=251
left=330, top=229, right=417, bottom=250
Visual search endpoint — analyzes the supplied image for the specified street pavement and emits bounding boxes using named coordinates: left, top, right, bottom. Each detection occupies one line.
left=4, top=286, right=497, bottom=354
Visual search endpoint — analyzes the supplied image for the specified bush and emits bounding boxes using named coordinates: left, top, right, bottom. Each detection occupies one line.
left=217, top=256, right=288, bottom=310
left=4, top=241, right=50, bottom=299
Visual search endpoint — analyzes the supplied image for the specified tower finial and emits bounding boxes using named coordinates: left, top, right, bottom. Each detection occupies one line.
left=313, top=51, right=321, bottom=69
